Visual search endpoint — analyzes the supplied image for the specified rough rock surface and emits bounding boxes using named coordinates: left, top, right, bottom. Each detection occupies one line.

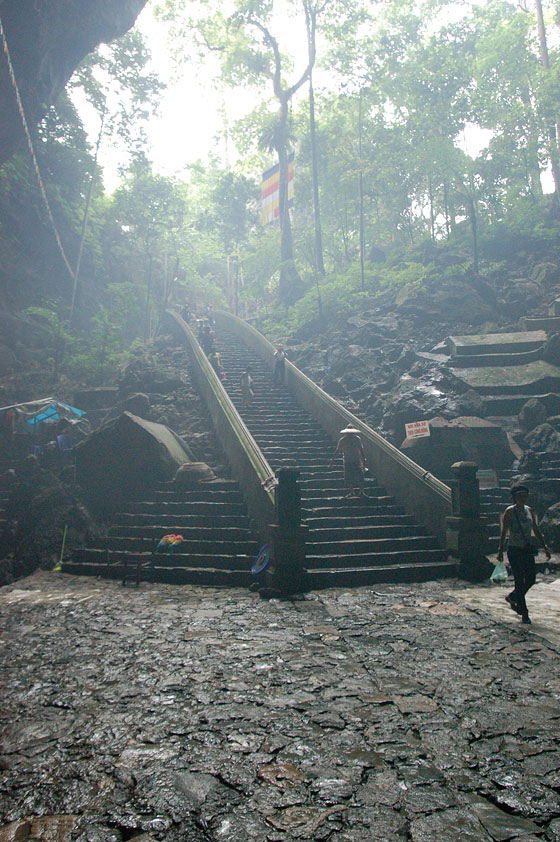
left=542, top=503, right=560, bottom=550
left=1, top=572, right=560, bottom=841
left=0, top=0, right=147, bottom=165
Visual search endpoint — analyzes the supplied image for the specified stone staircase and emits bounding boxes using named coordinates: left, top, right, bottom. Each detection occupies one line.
left=63, top=478, right=260, bottom=586
left=215, top=331, right=456, bottom=588
left=445, top=329, right=560, bottom=416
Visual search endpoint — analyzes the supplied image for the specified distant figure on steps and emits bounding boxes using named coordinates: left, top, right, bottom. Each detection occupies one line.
left=208, top=351, right=225, bottom=381
left=273, top=345, right=287, bottom=386
left=198, top=321, right=214, bottom=355
left=240, top=367, right=254, bottom=408
left=328, top=426, right=367, bottom=498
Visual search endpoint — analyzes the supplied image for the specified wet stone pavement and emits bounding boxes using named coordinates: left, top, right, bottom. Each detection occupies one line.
left=1, top=573, right=560, bottom=842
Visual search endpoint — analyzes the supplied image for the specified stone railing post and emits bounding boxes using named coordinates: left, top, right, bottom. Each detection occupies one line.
left=265, top=467, right=308, bottom=596
left=446, top=461, right=491, bottom=582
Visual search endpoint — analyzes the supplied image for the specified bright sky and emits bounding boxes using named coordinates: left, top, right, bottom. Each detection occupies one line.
left=91, top=0, right=552, bottom=194
left=96, top=0, right=312, bottom=191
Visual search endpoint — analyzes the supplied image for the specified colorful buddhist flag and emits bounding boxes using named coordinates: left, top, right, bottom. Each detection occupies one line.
left=261, top=153, right=294, bottom=225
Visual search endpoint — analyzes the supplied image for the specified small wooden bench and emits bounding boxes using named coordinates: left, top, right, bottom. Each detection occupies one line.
left=121, top=552, right=155, bottom=587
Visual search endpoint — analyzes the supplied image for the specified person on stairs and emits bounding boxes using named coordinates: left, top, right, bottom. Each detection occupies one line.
left=208, top=351, right=225, bottom=381
left=240, top=367, right=254, bottom=408
left=496, top=484, right=551, bottom=624
left=198, top=321, right=214, bottom=356
left=328, top=426, right=367, bottom=498
left=273, top=346, right=287, bottom=386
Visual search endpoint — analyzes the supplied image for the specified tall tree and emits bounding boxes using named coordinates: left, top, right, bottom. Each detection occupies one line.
left=533, top=0, right=560, bottom=201
left=159, top=0, right=322, bottom=305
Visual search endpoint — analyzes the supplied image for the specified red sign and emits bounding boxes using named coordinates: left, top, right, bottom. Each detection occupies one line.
left=405, top=420, right=431, bottom=439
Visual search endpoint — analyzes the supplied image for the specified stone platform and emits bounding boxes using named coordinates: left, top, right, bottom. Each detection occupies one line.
left=446, top=331, right=547, bottom=356
left=453, top=360, right=560, bottom=394
left=1, top=571, right=560, bottom=841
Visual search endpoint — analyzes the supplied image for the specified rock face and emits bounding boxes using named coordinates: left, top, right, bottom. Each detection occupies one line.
left=541, top=502, right=560, bottom=550
left=0, top=0, right=147, bottom=165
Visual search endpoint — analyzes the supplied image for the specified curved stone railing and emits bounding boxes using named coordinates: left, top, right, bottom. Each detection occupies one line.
left=215, top=309, right=453, bottom=546
left=164, top=310, right=276, bottom=537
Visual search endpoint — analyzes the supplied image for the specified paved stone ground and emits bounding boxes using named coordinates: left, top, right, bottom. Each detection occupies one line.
left=1, top=571, right=560, bottom=842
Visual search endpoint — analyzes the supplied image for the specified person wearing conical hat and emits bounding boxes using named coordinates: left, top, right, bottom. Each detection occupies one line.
left=328, top=426, right=367, bottom=498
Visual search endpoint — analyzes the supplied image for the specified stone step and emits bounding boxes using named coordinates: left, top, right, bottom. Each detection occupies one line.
left=307, top=536, right=436, bottom=556
left=107, top=536, right=259, bottom=554
left=306, top=559, right=457, bottom=588
left=71, top=547, right=254, bottom=571
left=449, top=347, right=543, bottom=368
left=482, top=393, right=560, bottom=415
left=302, top=492, right=396, bottom=506
left=152, top=488, right=245, bottom=503
left=118, top=508, right=250, bottom=527
left=109, top=523, right=254, bottom=540
left=62, top=559, right=252, bottom=587
left=115, top=500, right=247, bottom=517
left=539, top=454, right=560, bottom=464
left=306, top=514, right=416, bottom=528
left=307, top=524, right=424, bottom=541
left=454, top=361, right=560, bottom=395
left=298, top=481, right=384, bottom=493
left=303, top=502, right=405, bottom=518
left=446, top=330, right=547, bottom=356
left=306, top=547, right=446, bottom=569
left=524, top=316, right=560, bottom=332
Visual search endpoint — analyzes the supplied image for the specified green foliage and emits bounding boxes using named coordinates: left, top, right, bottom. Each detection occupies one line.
left=5, top=0, right=560, bottom=355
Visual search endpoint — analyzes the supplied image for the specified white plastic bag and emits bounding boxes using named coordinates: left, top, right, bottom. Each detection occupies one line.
left=490, top=560, right=508, bottom=583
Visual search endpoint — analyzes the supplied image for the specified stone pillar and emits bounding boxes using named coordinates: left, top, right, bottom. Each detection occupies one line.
left=446, top=461, right=492, bottom=582
left=264, top=467, right=308, bottom=595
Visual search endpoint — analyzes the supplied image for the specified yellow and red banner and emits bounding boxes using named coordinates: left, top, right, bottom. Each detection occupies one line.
left=261, top=153, right=294, bottom=225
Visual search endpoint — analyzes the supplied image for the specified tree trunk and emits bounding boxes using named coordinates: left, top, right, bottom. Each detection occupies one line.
left=358, top=91, right=365, bottom=291
left=276, top=97, right=303, bottom=306
left=468, top=192, right=479, bottom=274
left=144, top=253, right=153, bottom=342
left=443, top=182, right=451, bottom=238
left=534, top=0, right=560, bottom=204
left=70, top=101, right=106, bottom=324
left=428, top=175, right=435, bottom=239
left=308, top=70, right=325, bottom=276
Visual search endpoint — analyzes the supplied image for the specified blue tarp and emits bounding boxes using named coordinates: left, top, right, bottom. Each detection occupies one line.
left=24, top=401, right=86, bottom=432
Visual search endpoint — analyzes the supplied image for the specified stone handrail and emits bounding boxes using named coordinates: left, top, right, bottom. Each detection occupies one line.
left=165, top=310, right=276, bottom=537
left=215, top=309, right=453, bottom=546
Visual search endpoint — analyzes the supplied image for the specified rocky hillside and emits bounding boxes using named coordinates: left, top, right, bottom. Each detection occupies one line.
left=281, top=246, right=560, bottom=448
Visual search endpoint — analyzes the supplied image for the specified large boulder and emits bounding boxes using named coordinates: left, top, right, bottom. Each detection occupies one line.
left=524, top=423, right=560, bottom=453
left=400, top=416, right=517, bottom=480
left=543, top=333, right=560, bottom=366
left=530, top=261, right=560, bottom=288
left=173, top=462, right=216, bottom=488
left=498, top=280, right=542, bottom=319
left=75, top=411, right=191, bottom=516
left=519, top=398, right=548, bottom=432
left=541, top=502, right=560, bottom=552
